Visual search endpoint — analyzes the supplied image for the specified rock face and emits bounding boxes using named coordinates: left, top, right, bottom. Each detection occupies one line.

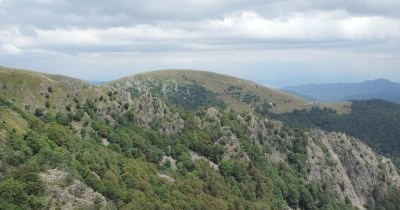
left=233, top=110, right=400, bottom=208
left=237, top=112, right=294, bottom=163
left=307, top=130, right=400, bottom=209
left=86, top=78, right=185, bottom=135
left=130, top=92, right=184, bottom=134
left=190, top=151, right=219, bottom=170
left=40, top=169, right=107, bottom=210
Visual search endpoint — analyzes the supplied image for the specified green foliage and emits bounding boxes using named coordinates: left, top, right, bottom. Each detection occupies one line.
left=219, top=160, right=244, bottom=182
left=83, top=99, right=97, bottom=119
left=72, top=110, right=85, bottom=121
left=271, top=99, right=400, bottom=209
left=55, top=112, right=70, bottom=126
left=242, top=92, right=260, bottom=104
left=275, top=100, right=400, bottom=164
left=127, top=87, right=141, bottom=98
left=47, top=123, right=74, bottom=146
left=167, top=83, right=226, bottom=110
left=34, top=108, right=44, bottom=117
left=40, top=112, right=53, bottom=123
left=0, top=179, right=29, bottom=205
left=287, top=186, right=300, bottom=208
left=0, top=96, right=365, bottom=210
left=92, top=121, right=110, bottom=138
left=225, top=85, right=260, bottom=104
left=45, top=100, right=50, bottom=108
left=255, top=102, right=272, bottom=116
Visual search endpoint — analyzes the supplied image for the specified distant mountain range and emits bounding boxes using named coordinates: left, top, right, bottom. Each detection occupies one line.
left=282, top=79, right=400, bottom=103
left=87, top=80, right=106, bottom=85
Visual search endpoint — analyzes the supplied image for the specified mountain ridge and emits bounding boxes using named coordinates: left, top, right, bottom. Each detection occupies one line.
left=283, top=79, right=400, bottom=103
left=0, top=66, right=399, bottom=209
left=0, top=66, right=351, bottom=114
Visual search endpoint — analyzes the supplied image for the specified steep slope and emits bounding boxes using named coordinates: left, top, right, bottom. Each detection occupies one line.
left=0, top=67, right=91, bottom=112
left=306, top=130, right=400, bottom=209
left=283, top=79, right=400, bottom=103
left=231, top=110, right=400, bottom=209
left=0, top=67, right=399, bottom=209
left=273, top=99, right=400, bottom=168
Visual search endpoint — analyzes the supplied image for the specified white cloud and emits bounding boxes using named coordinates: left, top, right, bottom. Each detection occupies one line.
left=34, top=28, right=101, bottom=45
left=0, top=10, right=398, bottom=55
left=0, top=1, right=400, bottom=85
left=341, top=16, right=400, bottom=40
left=205, top=10, right=400, bottom=41
left=34, top=0, right=65, bottom=5
left=1, top=44, right=21, bottom=54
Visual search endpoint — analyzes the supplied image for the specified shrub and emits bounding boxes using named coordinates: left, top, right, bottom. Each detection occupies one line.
left=55, top=112, right=70, bottom=126
left=34, top=108, right=44, bottom=117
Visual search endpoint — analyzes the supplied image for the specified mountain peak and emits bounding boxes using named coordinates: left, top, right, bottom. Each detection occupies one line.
left=365, top=78, right=392, bottom=84
left=112, top=69, right=309, bottom=113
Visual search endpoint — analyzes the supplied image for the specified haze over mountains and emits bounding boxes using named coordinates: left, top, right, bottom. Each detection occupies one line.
left=283, top=79, right=400, bottom=103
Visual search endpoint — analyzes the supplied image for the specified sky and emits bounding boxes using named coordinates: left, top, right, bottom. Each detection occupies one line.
left=0, top=0, right=399, bottom=87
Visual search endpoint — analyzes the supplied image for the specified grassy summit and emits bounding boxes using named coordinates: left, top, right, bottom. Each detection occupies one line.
left=113, top=69, right=350, bottom=114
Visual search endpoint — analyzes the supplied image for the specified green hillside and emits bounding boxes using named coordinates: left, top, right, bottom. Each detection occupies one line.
left=0, top=67, right=398, bottom=210
left=0, top=67, right=91, bottom=112
left=114, top=69, right=350, bottom=114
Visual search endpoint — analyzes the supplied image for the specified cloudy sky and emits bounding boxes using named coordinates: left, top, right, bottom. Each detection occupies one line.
left=0, top=0, right=399, bottom=87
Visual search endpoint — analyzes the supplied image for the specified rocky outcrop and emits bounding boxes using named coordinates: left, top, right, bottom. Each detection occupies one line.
left=237, top=112, right=294, bottom=163
left=307, top=129, right=400, bottom=209
left=190, top=151, right=219, bottom=170
left=85, top=84, right=184, bottom=135
left=217, top=126, right=249, bottom=161
left=130, top=92, right=184, bottom=134
left=232, top=111, right=400, bottom=209
left=40, top=169, right=107, bottom=210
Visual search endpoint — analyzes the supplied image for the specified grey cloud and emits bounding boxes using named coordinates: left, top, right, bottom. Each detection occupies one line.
left=2, top=0, right=400, bottom=29
left=0, top=0, right=399, bottom=85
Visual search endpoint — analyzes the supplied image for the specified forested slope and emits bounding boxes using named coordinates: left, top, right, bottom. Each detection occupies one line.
left=0, top=67, right=399, bottom=209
